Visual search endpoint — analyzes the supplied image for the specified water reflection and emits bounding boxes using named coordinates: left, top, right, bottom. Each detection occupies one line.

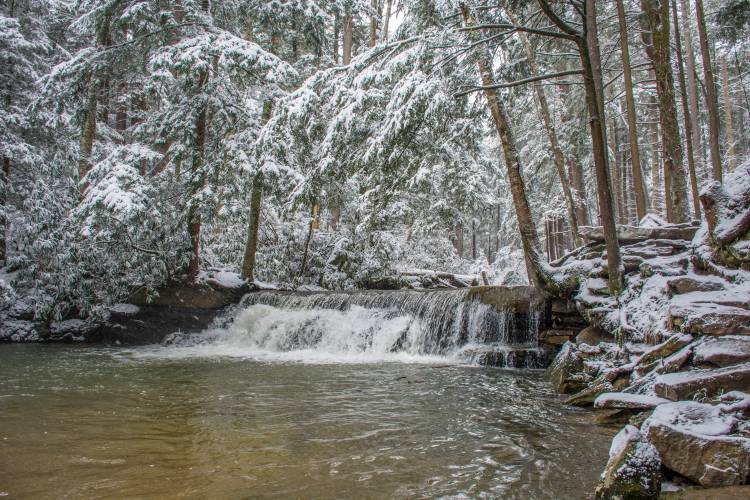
left=0, top=344, right=614, bottom=499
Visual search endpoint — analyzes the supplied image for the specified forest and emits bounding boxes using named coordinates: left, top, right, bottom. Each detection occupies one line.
left=1, top=0, right=748, bottom=320
left=2, top=1, right=750, bottom=498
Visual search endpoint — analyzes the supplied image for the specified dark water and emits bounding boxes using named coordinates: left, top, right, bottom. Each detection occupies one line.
left=0, top=344, right=614, bottom=499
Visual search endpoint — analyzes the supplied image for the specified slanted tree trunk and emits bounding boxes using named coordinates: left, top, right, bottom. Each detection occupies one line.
left=695, top=0, right=722, bottom=181
left=509, top=12, right=582, bottom=247
left=461, top=4, right=551, bottom=292
left=640, top=0, right=691, bottom=223
left=721, top=56, right=737, bottom=172
left=671, top=0, right=701, bottom=219
left=382, top=0, right=392, bottom=42
left=616, top=0, right=648, bottom=220
left=680, top=0, right=705, bottom=182
left=578, top=0, right=624, bottom=293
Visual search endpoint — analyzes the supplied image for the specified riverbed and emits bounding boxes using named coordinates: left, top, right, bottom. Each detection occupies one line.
left=0, top=343, right=614, bottom=499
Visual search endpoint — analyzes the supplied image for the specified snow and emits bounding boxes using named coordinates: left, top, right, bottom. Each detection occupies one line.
left=609, top=424, right=640, bottom=458
left=644, top=401, right=737, bottom=437
left=594, top=392, right=670, bottom=409
left=110, top=303, right=140, bottom=315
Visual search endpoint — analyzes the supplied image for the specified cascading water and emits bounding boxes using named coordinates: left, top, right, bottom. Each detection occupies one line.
left=156, top=289, right=549, bottom=367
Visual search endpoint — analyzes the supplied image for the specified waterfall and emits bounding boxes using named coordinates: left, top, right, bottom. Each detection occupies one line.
left=158, top=289, right=548, bottom=367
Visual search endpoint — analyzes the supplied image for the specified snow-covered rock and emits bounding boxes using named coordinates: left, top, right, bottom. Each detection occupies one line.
left=595, top=425, right=661, bottom=499
left=643, top=402, right=750, bottom=488
left=594, top=392, right=670, bottom=410
left=653, top=363, right=750, bottom=401
left=693, top=336, right=750, bottom=368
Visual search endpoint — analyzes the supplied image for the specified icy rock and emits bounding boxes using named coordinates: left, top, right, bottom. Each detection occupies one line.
left=653, top=363, right=750, bottom=401
left=565, top=373, right=629, bottom=407
left=667, top=276, right=726, bottom=295
left=636, top=334, right=693, bottom=368
left=643, top=402, right=750, bottom=488
left=595, top=425, right=661, bottom=499
left=581, top=224, right=699, bottom=243
left=549, top=342, right=589, bottom=394
left=670, top=303, right=750, bottom=336
left=594, top=393, right=670, bottom=410
left=0, top=319, right=40, bottom=342
left=49, top=319, right=97, bottom=341
left=576, top=325, right=611, bottom=346
left=693, top=336, right=750, bottom=368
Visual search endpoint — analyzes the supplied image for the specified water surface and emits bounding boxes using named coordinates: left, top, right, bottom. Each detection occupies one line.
left=0, top=344, right=614, bottom=499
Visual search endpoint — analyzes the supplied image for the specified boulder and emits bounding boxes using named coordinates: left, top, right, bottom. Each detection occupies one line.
left=594, top=392, right=670, bottom=410
left=565, top=377, right=615, bottom=407
left=549, top=342, right=589, bottom=394
left=667, top=276, right=727, bottom=295
left=576, top=325, right=611, bottom=346
left=693, top=336, right=750, bottom=368
left=636, top=334, right=693, bottom=368
left=653, top=363, right=750, bottom=401
left=540, top=329, right=578, bottom=346
left=643, top=402, right=750, bottom=488
left=670, top=304, right=750, bottom=336
left=595, top=425, right=661, bottom=499
left=581, top=224, right=699, bottom=243
left=660, top=485, right=750, bottom=500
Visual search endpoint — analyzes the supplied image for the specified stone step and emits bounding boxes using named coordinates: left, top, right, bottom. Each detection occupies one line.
left=653, top=363, right=750, bottom=401
left=669, top=304, right=750, bottom=336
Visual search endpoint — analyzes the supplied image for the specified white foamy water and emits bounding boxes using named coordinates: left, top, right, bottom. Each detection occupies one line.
left=130, top=289, right=540, bottom=365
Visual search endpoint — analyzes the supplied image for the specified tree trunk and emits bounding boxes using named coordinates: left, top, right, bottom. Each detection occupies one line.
left=616, top=0, right=649, bottom=221
left=695, top=0, right=722, bottom=181
left=187, top=71, right=208, bottom=281
left=471, top=217, right=477, bottom=260
left=461, top=4, right=551, bottom=292
left=343, top=10, right=353, bottom=65
left=609, top=118, right=624, bottom=223
left=671, top=0, right=701, bottom=219
left=578, top=0, right=624, bottom=293
left=1, top=154, right=8, bottom=263
left=78, top=84, right=98, bottom=194
left=369, top=0, right=378, bottom=48
left=721, top=57, right=737, bottom=172
left=455, top=221, right=463, bottom=257
left=640, top=0, right=691, bottom=223
left=382, top=0, right=392, bottom=42
left=510, top=12, right=582, bottom=247
left=680, top=0, right=704, bottom=182
left=241, top=34, right=280, bottom=280
left=241, top=172, right=264, bottom=280
left=334, top=12, right=340, bottom=64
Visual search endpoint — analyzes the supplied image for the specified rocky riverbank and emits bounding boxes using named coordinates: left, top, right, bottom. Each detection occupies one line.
left=547, top=166, right=750, bottom=498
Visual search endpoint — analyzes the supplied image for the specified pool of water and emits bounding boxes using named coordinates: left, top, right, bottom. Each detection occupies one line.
left=0, top=344, right=615, bottom=499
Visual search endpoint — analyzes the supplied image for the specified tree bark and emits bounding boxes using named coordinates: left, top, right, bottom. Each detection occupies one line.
left=510, top=13, right=582, bottom=247
left=334, top=11, right=340, bottom=64
left=640, top=0, right=691, bottom=223
left=671, top=0, right=701, bottom=219
left=1, top=154, right=8, bottom=263
left=382, top=0, right=392, bottom=42
left=343, top=9, right=353, bottom=65
left=721, top=56, right=736, bottom=172
left=578, top=0, right=624, bottom=293
left=241, top=34, right=280, bottom=280
left=695, top=0, right=722, bottom=181
left=609, top=118, right=624, bottom=223
left=616, top=0, right=649, bottom=220
left=187, top=69, right=208, bottom=281
left=679, top=0, right=704, bottom=182
left=369, top=0, right=378, bottom=48
left=461, top=4, right=551, bottom=292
